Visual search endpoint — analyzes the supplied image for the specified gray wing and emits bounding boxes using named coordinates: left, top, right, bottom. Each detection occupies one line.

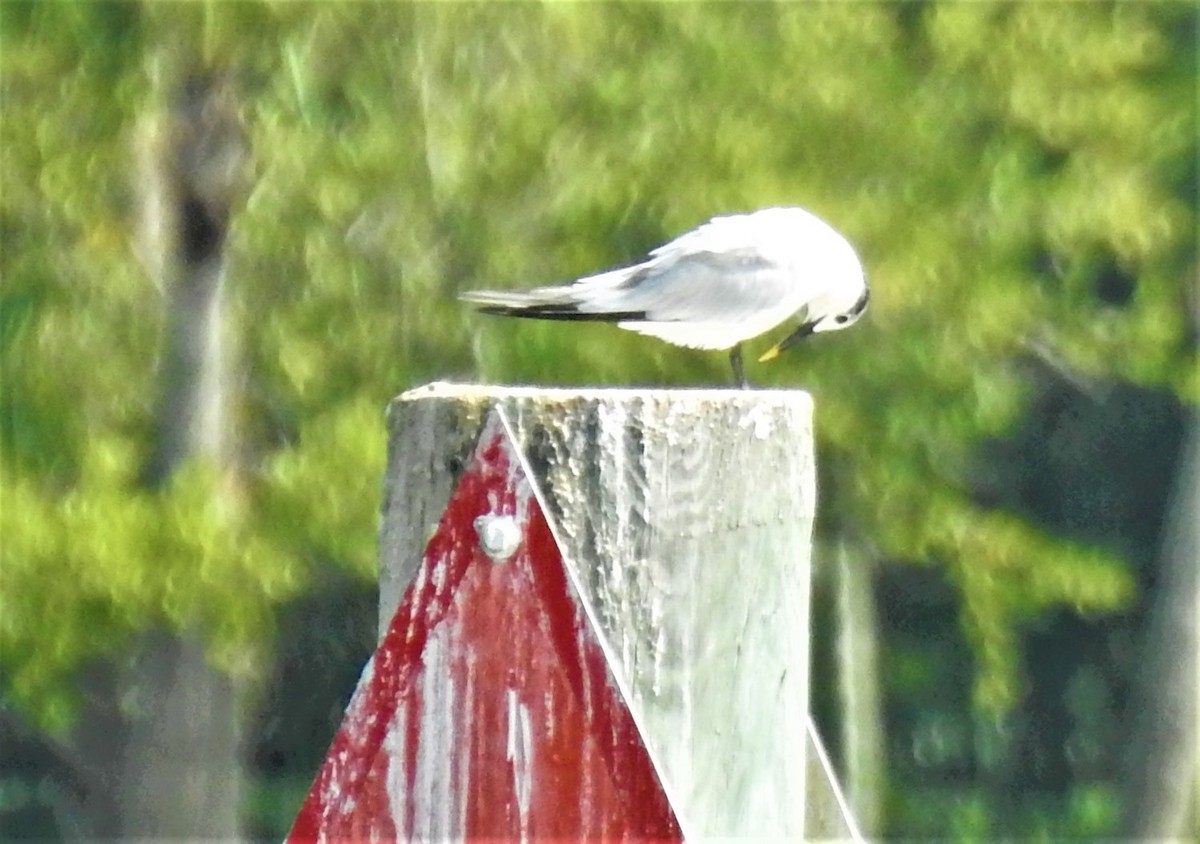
left=461, top=246, right=806, bottom=324
left=590, top=248, right=801, bottom=323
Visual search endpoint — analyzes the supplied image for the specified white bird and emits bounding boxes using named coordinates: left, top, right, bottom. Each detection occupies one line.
left=460, top=206, right=869, bottom=387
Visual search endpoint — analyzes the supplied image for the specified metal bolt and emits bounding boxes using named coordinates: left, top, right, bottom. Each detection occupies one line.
left=474, top=514, right=521, bottom=562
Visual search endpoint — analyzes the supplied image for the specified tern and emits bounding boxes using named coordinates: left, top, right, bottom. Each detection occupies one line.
left=460, top=206, right=869, bottom=387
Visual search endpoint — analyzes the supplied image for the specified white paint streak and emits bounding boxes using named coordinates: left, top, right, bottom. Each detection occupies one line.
left=406, top=565, right=429, bottom=645
left=454, top=650, right=475, bottom=836
left=411, top=624, right=460, bottom=843
left=384, top=705, right=408, bottom=835
left=506, top=688, right=534, bottom=843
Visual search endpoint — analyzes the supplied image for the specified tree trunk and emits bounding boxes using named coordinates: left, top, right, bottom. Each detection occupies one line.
left=833, top=540, right=886, bottom=836
left=1119, top=414, right=1199, bottom=840
left=76, top=70, right=250, bottom=840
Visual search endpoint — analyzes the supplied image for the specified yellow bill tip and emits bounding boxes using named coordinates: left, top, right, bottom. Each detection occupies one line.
left=757, top=345, right=782, bottom=363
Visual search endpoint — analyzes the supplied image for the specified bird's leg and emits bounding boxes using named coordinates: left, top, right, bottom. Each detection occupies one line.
left=729, top=345, right=750, bottom=389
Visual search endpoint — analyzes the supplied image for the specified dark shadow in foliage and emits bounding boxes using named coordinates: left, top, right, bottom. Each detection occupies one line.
left=975, top=363, right=1187, bottom=819
left=245, top=570, right=378, bottom=841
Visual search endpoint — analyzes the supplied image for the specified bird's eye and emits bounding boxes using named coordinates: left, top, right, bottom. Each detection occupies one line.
left=835, top=314, right=850, bottom=324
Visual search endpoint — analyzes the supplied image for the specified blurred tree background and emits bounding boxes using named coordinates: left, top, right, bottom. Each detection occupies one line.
left=1, top=1, right=1195, bottom=839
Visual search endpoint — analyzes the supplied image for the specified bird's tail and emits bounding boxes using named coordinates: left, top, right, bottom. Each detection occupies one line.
left=460, top=267, right=648, bottom=322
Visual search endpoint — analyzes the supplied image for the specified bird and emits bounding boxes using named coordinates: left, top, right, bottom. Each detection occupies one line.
left=460, top=206, right=869, bottom=387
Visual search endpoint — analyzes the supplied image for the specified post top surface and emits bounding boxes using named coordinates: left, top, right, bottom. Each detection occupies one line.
left=397, top=380, right=813, bottom=409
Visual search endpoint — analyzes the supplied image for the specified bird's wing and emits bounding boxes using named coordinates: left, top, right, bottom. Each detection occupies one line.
left=589, top=248, right=808, bottom=324
left=461, top=249, right=810, bottom=328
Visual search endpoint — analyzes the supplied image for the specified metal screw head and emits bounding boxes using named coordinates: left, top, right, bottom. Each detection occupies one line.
left=474, top=514, right=521, bottom=562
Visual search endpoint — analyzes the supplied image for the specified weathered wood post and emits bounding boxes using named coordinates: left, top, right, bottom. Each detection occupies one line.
left=290, top=382, right=860, bottom=840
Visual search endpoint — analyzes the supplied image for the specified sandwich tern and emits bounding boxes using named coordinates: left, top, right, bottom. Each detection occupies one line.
left=461, top=206, right=868, bottom=387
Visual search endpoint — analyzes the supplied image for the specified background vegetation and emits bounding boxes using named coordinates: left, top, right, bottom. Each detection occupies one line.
left=2, top=1, right=1195, bottom=839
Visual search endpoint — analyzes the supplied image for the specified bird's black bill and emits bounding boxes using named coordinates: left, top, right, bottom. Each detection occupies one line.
left=757, top=322, right=817, bottom=363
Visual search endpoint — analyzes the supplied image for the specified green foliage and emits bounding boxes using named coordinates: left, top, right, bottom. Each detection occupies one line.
left=892, top=782, right=1123, bottom=842
left=1, top=0, right=1195, bottom=834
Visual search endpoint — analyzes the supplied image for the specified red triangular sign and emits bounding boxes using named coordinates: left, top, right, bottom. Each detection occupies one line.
left=288, top=411, right=681, bottom=841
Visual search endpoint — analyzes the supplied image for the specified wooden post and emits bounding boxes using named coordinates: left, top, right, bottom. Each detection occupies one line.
left=378, top=383, right=817, bottom=838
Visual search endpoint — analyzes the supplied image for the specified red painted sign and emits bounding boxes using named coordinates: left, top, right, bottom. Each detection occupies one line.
left=288, top=411, right=681, bottom=841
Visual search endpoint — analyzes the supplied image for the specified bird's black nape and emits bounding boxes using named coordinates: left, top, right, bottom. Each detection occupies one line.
left=729, top=345, right=750, bottom=389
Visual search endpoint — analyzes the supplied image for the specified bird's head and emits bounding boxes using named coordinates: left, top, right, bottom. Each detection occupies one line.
left=811, top=284, right=870, bottom=333
left=758, top=280, right=869, bottom=362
